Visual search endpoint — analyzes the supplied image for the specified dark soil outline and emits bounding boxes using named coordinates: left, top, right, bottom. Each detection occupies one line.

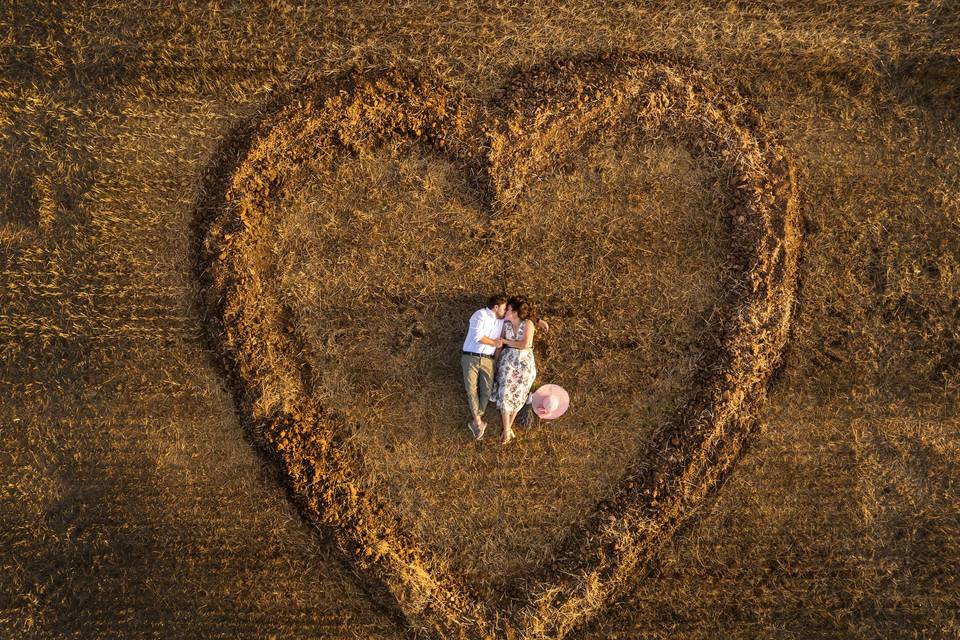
left=196, top=52, right=800, bottom=640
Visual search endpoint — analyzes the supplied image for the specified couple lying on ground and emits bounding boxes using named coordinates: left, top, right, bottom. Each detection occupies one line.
left=460, top=294, right=551, bottom=445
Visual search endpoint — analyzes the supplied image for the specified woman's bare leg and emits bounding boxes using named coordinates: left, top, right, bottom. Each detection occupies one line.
left=501, top=411, right=516, bottom=444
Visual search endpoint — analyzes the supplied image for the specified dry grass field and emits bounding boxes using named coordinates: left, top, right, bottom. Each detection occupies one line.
left=2, top=2, right=959, bottom=639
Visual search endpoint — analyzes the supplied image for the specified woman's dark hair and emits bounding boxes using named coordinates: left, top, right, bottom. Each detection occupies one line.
left=507, top=296, right=535, bottom=321
left=487, top=294, right=508, bottom=309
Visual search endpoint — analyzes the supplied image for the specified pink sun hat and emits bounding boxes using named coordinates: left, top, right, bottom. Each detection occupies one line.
left=530, top=384, right=570, bottom=420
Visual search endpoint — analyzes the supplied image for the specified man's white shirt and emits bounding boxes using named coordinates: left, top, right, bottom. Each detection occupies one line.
left=462, top=308, right=504, bottom=356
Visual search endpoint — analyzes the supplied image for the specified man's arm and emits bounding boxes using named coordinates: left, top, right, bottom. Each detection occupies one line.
left=473, top=314, right=500, bottom=348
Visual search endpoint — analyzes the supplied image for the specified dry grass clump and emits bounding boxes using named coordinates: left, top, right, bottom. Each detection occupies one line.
left=199, top=55, right=798, bottom=639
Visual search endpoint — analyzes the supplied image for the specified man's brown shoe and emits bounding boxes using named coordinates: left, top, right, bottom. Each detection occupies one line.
left=468, top=420, right=487, bottom=440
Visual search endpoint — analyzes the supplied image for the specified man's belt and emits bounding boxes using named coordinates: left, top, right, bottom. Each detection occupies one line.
left=462, top=350, right=495, bottom=360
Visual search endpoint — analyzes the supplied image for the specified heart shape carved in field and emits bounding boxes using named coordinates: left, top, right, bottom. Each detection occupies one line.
left=198, top=54, right=799, bottom=639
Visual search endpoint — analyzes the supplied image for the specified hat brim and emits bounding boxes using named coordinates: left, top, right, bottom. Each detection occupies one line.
left=531, top=384, right=570, bottom=420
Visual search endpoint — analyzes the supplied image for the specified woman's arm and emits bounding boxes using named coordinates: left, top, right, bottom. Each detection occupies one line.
left=505, top=320, right=535, bottom=349
left=494, top=323, right=506, bottom=363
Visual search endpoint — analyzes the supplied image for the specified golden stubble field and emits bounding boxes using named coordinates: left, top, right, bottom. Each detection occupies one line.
left=2, top=2, right=959, bottom=639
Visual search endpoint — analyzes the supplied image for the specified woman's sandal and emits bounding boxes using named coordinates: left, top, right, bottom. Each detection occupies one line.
left=500, top=430, right=515, bottom=445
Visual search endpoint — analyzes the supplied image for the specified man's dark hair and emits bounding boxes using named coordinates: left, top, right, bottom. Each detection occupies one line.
left=487, top=294, right=508, bottom=309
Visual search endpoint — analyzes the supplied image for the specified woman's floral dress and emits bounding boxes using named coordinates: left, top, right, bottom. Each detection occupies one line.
left=494, top=320, right=537, bottom=414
